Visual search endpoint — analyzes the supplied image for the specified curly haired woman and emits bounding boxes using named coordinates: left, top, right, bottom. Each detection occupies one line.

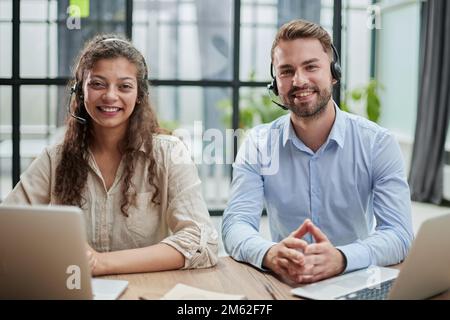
left=3, top=34, right=218, bottom=276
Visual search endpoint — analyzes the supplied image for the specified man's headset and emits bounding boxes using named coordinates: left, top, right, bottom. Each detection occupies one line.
left=267, top=43, right=341, bottom=110
left=66, top=38, right=149, bottom=125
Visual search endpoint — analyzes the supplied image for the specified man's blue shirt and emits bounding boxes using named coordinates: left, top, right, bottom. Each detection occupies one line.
left=222, top=105, right=413, bottom=272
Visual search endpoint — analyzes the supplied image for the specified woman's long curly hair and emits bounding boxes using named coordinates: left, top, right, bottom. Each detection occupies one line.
left=54, top=34, right=162, bottom=216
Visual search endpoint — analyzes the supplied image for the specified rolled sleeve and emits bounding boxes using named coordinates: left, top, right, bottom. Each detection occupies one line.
left=162, top=138, right=218, bottom=269
left=2, top=147, right=53, bottom=205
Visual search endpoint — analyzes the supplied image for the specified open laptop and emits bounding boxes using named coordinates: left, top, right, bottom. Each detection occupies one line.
left=0, top=205, right=128, bottom=300
left=291, top=213, right=450, bottom=300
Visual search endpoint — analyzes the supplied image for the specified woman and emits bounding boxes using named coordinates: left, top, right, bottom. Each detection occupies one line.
left=3, top=34, right=218, bottom=275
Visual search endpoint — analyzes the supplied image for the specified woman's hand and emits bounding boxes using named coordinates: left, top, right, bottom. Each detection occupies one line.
left=86, top=243, right=100, bottom=276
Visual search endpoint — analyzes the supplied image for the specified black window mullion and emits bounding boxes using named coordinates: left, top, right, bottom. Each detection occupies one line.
left=333, top=0, right=342, bottom=106
left=46, top=0, right=51, bottom=141
left=12, top=0, right=20, bottom=187
left=126, top=0, right=133, bottom=39
left=232, top=0, right=241, bottom=161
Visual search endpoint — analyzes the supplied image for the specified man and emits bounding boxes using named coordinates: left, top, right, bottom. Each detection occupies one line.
left=222, top=19, right=413, bottom=284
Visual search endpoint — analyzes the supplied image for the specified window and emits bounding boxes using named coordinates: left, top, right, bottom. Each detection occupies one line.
left=376, top=0, right=420, bottom=139
left=375, top=0, right=421, bottom=172
left=0, top=0, right=12, bottom=78
left=0, top=86, right=12, bottom=201
left=341, top=0, right=372, bottom=113
left=2, top=0, right=340, bottom=211
left=19, top=85, right=63, bottom=172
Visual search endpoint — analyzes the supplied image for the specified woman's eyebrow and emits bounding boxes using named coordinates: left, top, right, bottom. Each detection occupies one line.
left=89, top=75, right=136, bottom=81
left=118, top=77, right=136, bottom=81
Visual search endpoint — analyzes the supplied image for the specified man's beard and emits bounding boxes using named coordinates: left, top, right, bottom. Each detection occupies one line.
left=283, top=84, right=332, bottom=119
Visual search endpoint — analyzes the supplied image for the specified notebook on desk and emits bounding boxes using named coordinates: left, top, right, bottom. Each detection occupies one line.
left=291, top=213, right=450, bottom=300
left=158, top=284, right=247, bottom=300
left=0, top=205, right=128, bottom=300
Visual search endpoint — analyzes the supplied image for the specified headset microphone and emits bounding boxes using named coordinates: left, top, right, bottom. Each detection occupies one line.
left=67, top=83, right=87, bottom=125
left=267, top=63, right=290, bottom=111
left=266, top=84, right=289, bottom=110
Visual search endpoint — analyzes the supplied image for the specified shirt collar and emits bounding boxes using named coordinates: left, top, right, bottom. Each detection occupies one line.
left=328, top=101, right=346, bottom=149
left=281, top=101, right=346, bottom=149
left=282, top=114, right=292, bottom=147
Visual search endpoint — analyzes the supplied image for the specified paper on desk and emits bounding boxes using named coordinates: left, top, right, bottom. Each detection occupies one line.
left=160, top=283, right=247, bottom=300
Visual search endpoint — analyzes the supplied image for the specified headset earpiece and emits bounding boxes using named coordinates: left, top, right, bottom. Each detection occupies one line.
left=269, top=78, right=279, bottom=96
left=70, top=81, right=84, bottom=100
left=268, top=63, right=279, bottom=96
left=67, top=81, right=87, bottom=125
left=330, top=43, right=342, bottom=82
left=267, top=63, right=288, bottom=110
left=70, top=82, right=78, bottom=95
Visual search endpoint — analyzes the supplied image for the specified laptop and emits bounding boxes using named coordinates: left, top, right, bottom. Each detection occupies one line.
left=0, top=205, right=128, bottom=300
left=291, top=213, right=450, bottom=300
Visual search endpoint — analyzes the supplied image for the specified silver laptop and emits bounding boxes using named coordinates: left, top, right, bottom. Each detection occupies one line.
left=291, top=213, right=450, bottom=300
left=0, top=205, right=128, bottom=300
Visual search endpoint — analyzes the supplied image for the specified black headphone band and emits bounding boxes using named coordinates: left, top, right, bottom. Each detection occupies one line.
left=330, top=43, right=340, bottom=66
left=72, top=38, right=149, bottom=88
left=97, top=38, right=149, bottom=79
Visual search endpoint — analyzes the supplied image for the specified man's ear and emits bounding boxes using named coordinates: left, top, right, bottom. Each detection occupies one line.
left=332, top=79, right=338, bottom=85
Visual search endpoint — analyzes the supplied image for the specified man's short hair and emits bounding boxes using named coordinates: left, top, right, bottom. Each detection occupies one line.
left=271, top=19, right=333, bottom=62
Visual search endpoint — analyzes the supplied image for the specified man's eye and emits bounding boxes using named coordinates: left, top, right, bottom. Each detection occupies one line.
left=279, top=70, right=293, bottom=76
left=306, top=65, right=318, bottom=71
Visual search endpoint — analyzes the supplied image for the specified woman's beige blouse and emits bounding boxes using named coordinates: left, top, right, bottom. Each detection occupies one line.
left=3, top=134, right=218, bottom=269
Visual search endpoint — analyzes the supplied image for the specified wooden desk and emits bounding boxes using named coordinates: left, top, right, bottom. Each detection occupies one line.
left=102, top=256, right=450, bottom=300
left=102, top=256, right=298, bottom=300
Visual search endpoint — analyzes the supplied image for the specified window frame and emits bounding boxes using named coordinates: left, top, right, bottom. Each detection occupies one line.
left=0, top=0, right=342, bottom=214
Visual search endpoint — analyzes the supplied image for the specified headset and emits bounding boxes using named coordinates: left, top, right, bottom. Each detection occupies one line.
left=267, top=42, right=341, bottom=109
left=66, top=81, right=87, bottom=124
left=67, top=38, right=149, bottom=125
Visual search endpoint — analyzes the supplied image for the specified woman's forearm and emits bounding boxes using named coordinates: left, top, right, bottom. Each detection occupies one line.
left=94, top=243, right=185, bottom=276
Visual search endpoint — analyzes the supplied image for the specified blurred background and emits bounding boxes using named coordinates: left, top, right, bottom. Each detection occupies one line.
left=1, top=0, right=449, bottom=215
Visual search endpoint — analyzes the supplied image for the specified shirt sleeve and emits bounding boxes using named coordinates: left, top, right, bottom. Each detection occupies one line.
left=337, top=131, right=414, bottom=272
left=160, top=138, right=219, bottom=269
left=221, top=131, right=277, bottom=270
left=2, top=147, right=52, bottom=205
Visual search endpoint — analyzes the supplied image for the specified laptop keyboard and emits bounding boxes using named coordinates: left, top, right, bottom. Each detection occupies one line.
left=337, top=279, right=395, bottom=300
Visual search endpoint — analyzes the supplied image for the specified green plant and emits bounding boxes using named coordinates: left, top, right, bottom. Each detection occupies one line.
left=158, top=119, right=179, bottom=132
left=341, top=79, right=383, bottom=123
left=217, top=72, right=288, bottom=129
